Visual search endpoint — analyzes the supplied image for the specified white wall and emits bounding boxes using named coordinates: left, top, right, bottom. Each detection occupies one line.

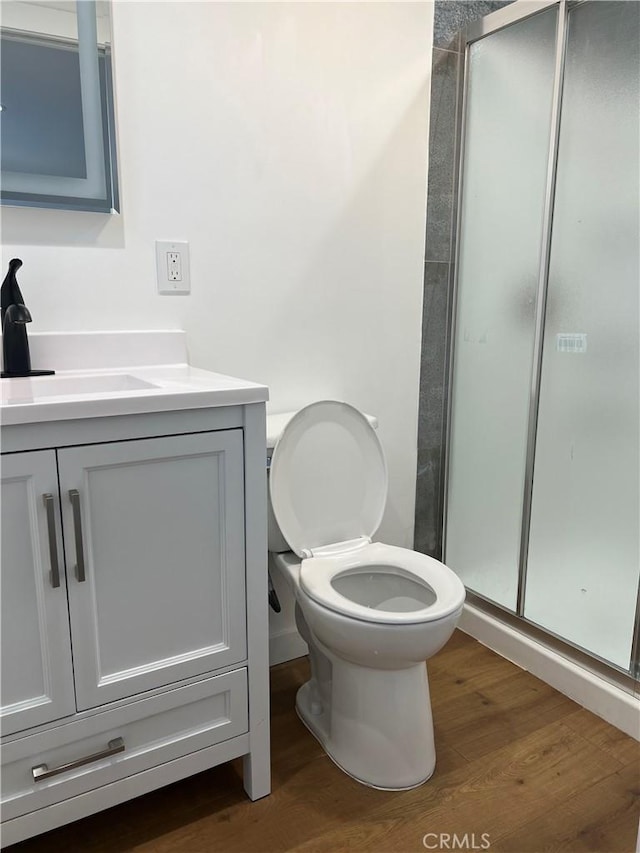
left=2, top=1, right=432, bottom=554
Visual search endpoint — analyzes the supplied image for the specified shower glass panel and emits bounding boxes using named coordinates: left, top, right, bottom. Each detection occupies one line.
left=524, top=1, right=640, bottom=670
left=445, top=9, right=558, bottom=610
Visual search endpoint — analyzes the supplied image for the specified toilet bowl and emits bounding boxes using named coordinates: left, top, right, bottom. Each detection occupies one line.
left=268, top=401, right=465, bottom=790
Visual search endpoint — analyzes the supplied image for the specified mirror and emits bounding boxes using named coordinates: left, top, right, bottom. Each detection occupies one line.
left=0, top=1, right=118, bottom=213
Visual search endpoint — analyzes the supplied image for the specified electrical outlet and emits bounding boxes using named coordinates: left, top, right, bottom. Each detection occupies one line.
left=167, top=252, right=182, bottom=281
left=156, top=241, right=190, bottom=294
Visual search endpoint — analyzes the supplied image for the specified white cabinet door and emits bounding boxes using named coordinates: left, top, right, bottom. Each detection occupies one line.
left=58, top=431, right=246, bottom=710
left=1, top=451, right=76, bottom=735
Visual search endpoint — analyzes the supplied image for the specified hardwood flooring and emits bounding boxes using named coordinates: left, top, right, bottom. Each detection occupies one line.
left=7, top=631, right=640, bottom=853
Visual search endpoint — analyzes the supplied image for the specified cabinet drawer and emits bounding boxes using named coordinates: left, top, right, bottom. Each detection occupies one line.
left=1, top=669, right=247, bottom=821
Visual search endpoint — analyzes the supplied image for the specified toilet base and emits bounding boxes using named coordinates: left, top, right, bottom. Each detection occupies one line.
left=295, top=659, right=437, bottom=791
left=296, top=682, right=433, bottom=791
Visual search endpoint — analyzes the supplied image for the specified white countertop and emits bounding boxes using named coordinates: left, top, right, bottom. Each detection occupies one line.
left=0, top=331, right=268, bottom=427
left=0, top=364, right=269, bottom=427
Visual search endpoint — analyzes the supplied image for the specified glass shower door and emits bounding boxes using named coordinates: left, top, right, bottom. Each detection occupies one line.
left=524, top=1, right=640, bottom=670
left=445, top=8, right=558, bottom=610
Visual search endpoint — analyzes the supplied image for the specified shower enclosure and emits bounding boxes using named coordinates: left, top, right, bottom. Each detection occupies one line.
left=444, top=0, right=639, bottom=679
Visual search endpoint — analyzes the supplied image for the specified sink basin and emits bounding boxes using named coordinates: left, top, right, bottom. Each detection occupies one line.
left=1, top=373, right=158, bottom=403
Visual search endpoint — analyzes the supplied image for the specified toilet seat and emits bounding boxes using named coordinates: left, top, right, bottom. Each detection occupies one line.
left=269, top=400, right=465, bottom=625
left=299, top=541, right=465, bottom=625
left=269, top=400, right=387, bottom=559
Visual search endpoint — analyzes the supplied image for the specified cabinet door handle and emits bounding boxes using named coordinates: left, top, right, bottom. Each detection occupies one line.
left=68, top=489, right=86, bottom=582
left=31, top=737, right=125, bottom=782
left=42, top=494, right=60, bottom=589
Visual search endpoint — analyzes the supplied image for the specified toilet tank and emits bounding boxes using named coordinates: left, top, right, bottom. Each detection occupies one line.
left=266, top=408, right=378, bottom=553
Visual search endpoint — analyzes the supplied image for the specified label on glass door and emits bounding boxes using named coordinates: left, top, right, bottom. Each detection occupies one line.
left=556, top=333, right=587, bottom=354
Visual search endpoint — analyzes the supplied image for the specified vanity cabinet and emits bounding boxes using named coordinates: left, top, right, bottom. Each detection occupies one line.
left=1, top=403, right=270, bottom=846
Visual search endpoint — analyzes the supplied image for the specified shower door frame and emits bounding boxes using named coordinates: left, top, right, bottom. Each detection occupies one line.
left=441, top=0, right=640, bottom=684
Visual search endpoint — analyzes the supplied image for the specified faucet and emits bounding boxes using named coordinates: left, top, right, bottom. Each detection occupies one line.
left=1, top=258, right=54, bottom=377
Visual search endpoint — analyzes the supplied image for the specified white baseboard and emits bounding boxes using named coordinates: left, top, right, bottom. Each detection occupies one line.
left=269, top=630, right=308, bottom=667
left=459, top=603, right=639, bottom=740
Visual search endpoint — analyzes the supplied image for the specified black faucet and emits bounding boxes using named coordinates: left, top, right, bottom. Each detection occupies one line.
left=1, top=259, right=54, bottom=378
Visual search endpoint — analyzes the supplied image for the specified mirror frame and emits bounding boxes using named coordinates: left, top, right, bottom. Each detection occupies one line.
left=0, top=1, right=119, bottom=214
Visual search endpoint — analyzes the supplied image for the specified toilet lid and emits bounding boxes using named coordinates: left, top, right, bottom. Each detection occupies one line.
left=269, top=401, right=388, bottom=559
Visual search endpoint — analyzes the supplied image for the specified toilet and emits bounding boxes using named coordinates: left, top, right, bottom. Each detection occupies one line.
left=267, top=400, right=465, bottom=790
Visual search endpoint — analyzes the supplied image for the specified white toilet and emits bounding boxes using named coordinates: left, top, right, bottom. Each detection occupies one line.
left=267, top=400, right=465, bottom=790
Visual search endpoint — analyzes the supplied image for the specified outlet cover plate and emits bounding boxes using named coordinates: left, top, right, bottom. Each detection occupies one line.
left=156, top=241, right=190, bottom=294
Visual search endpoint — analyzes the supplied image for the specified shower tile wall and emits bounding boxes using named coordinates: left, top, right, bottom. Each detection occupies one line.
left=415, top=1, right=514, bottom=558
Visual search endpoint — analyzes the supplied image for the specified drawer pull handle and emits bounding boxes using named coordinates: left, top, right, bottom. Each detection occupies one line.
left=68, top=489, right=86, bottom=582
left=31, top=737, right=125, bottom=782
left=42, top=494, right=60, bottom=589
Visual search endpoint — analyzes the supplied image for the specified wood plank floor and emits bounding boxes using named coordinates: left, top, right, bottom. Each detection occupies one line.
left=8, top=631, right=640, bottom=853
